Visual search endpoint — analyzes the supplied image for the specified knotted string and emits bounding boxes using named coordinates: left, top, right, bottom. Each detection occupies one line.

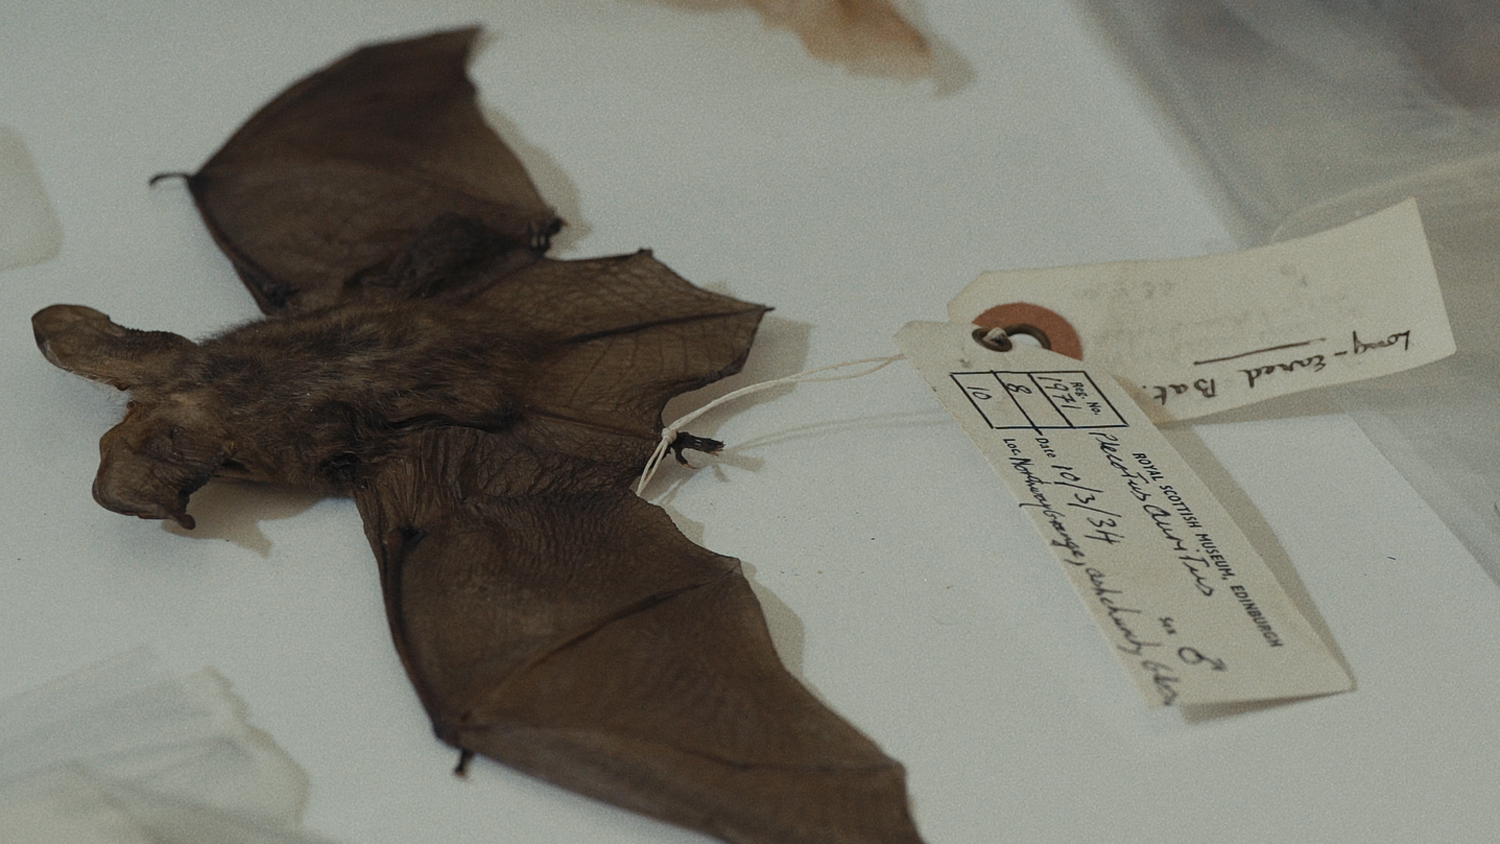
left=636, top=354, right=905, bottom=496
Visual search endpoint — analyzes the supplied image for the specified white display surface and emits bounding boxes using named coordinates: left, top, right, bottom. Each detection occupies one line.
left=2, top=2, right=1498, bottom=842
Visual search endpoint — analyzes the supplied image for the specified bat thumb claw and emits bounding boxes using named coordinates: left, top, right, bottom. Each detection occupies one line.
left=668, top=431, right=724, bottom=467
left=147, top=171, right=192, bottom=187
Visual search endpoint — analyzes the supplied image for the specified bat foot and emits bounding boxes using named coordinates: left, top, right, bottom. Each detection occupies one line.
left=668, top=431, right=723, bottom=467
left=453, top=748, right=475, bottom=777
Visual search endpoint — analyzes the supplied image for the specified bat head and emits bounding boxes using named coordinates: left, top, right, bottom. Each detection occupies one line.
left=34, top=304, right=226, bottom=529
left=90, top=397, right=230, bottom=530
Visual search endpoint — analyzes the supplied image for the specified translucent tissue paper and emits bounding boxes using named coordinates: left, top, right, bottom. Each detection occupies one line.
left=0, top=126, right=62, bottom=271
left=1080, top=0, right=1500, bottom=581
left=0, top=649, right=340, bottom=844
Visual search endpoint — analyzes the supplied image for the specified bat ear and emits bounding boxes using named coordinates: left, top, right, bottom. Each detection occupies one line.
left=32, top=304, right=196, bottom=391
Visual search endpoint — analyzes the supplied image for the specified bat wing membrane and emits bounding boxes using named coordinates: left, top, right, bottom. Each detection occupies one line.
left=357, top=436, right=924, bottom=844
left=180, top=28, right=559, bottom=313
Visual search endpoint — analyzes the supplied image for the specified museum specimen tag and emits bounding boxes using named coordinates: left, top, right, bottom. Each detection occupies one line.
left=894, top=321, right=1353, bottom=706
left=946, top=199, right=1453, bottom=423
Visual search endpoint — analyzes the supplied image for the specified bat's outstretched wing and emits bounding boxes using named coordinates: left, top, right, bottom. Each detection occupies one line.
left=173, top=28, right=559, bottom=314
left=357, top=457, right=925, bottom=844
left=345, top=242, right=923, bottom=844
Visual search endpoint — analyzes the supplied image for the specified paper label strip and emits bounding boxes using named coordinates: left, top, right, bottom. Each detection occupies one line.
left=947, top=199, right=1453, bottom=423
left=895, top=321, right=1353, bottom=706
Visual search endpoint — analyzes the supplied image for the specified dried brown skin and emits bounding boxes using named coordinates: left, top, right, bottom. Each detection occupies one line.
left=749, top=0, right=931, bottom=75
left=33, top=28, right=927, bottom=844
left=653, top=0, right=932, bottom=76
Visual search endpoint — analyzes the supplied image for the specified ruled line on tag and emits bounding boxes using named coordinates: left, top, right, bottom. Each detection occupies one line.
left=948, top=199, right=1452, bottom=423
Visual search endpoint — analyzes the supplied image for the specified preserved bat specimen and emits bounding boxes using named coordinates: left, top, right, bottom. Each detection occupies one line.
left=32, top=28, right=927, bottom=844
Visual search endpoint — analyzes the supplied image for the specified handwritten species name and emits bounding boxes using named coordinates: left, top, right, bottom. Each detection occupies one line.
left=1145, top=328, right=1415, bottom=404
left=1090, top=431, right=1152, bottom=504
left=1346, top=328, right=1411, bottom=355
left=1145, top=378, right=1216, bottom=407
left=1240, top=354, right=1324, bottom=389
left=1142, top=493, right=1214, bottom=597
left=987, top=398, right=1316, bottom=705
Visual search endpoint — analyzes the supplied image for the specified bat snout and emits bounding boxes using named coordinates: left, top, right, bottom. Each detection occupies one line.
left=91, top=413, right=226, bottom=531
left=91, top=470, right=197, bottom=530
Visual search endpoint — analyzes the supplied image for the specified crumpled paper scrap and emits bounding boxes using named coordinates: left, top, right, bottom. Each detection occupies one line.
left=0, top=125, right=63, bottom=272
left=0, top=648, right=340, bottom=844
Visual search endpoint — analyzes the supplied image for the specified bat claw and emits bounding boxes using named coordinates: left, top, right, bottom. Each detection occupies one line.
left=668, top=431, right=723, bottom=467
left=147, top=171, right=191, bottom=187
left=528, top=217, right=563, bottom=254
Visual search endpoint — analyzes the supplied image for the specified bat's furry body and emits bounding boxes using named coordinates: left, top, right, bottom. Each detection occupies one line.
left=37, top=297, right=533, bottom=523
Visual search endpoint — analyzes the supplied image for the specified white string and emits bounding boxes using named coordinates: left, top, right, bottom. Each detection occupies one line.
left=636, top=354, right=905, bottom=496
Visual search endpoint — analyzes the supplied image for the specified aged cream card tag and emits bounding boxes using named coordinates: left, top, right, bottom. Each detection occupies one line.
left=894, top=320, right=1353, bottom=706
left=947, top=199, right=1452, bottom=422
